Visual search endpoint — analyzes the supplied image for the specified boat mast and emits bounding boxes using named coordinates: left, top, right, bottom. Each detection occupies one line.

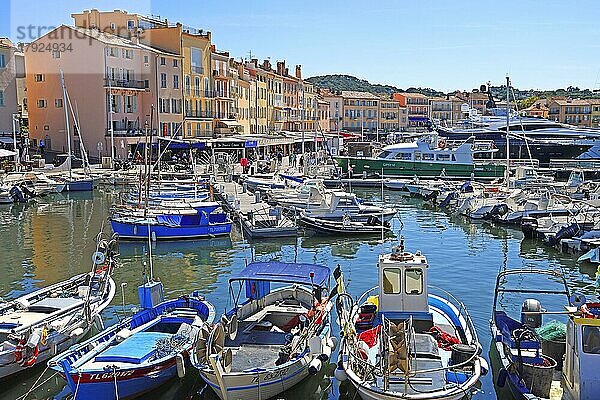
left=505, top=76, right=510, bottom=190
left=60, top=70, right=73, bottom=180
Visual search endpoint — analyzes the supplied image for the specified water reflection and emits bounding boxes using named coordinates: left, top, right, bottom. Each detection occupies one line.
left=0, top=189, right=597, bottom=400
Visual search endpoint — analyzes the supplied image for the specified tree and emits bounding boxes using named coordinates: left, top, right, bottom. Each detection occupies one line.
left=517, top=95, right=539, bottom=110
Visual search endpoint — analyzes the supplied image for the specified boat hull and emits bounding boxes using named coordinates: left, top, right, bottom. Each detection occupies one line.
left=61, top=354, right=183, bottom=400
left=65, top=178, right=94, bottom=192
left=335, top=157, right=505, bottom=180
left=200, top=354, right=311, bottom=400
left=110, top=220, right=232, bottom=241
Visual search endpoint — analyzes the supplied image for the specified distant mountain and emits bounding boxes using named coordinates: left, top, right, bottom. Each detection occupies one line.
left=306, top=74, right=444, bottom=98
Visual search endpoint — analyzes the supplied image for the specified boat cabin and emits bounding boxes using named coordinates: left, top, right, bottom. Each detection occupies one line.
left=377, top=140, right=474, bottom=165
left=377, top=242, right=431, bottom=331
left=563, top=303, right=600, bottom=400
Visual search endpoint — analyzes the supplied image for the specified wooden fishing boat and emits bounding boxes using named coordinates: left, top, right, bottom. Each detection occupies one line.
left=192, top=262, right=336, bottom=400
left=336, top=239, right=486, bottom=399
left=299, top=214, right=392, bottom=236
left=0, top=234, right=117, bottom=379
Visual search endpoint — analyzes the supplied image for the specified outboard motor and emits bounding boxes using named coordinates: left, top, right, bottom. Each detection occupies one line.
left=549, top=223, right=580, bottom=246
left=484, top=203, right=508, bottom=220
left=9, top=185, right=25, bottom=203
left=521, top=217, right=538, bottom=239
left=521, top=299, right=542, bottom=329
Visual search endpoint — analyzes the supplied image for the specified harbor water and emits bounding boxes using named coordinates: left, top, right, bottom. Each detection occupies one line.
left=0, top=188, right=597, bottom=400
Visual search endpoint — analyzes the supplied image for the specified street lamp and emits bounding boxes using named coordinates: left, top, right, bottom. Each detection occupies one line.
left=11, top=113, right=19, bottom=171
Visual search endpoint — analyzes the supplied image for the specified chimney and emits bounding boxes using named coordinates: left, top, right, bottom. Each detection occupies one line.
left=277, top=61, right=285, bottom=75
left=295, top=65, right=302, bottom=79
left=284, top=67, right=289, bottom=76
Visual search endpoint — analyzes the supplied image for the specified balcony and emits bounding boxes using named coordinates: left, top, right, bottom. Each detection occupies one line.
left=185, top=110, right=214, bottom=119
left=105, top=123, right=145, bottom=136
left=214, top=90, right=234, bottom=100
left=105, top=78, right=148, bottom=90
left=191, top=65, right=204, bottom=74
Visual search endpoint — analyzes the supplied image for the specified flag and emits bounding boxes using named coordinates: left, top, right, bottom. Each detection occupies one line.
left=330, top=264, right=345, bottom=298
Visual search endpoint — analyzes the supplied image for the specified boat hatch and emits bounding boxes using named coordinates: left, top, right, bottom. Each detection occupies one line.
left=29, top=297, right=84, bottom=313
left=95, top=332, right=172, bottom=364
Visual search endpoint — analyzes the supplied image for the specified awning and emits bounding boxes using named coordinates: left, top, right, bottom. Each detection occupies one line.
left=409, top=116, right=429, bottom=123
left=230, top=262, right=330, bottom=288
left=0, top=149, right=16, bottom=157
left=220, top=120, right=243, bottom=128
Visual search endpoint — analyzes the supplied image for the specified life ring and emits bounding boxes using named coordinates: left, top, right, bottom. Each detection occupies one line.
left=95, top=264, right=109, bottom=275
left=438, top=139, right=446, bottom=149
left=20, top=345, right=39, bottom=367
left=357, top=348, right=368, bottom=361
left=14, top=339, right=26, bottom=362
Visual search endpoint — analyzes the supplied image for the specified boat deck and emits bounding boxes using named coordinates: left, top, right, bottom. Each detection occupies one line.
left=229, top=344, right=282, bottom=372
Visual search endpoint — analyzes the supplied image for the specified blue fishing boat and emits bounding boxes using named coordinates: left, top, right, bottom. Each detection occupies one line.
left=110, top=202, right=232, bottom=241
left=490, top=268, right=600, bottom=400
left=49, top=281, right=215, bottom=400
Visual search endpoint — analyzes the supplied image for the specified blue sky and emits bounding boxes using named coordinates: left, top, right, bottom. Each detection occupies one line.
left=3, top=0, right=600, bottom=92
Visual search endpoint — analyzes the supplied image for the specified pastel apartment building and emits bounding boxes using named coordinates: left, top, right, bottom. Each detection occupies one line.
left=341, top=91, right=380, bottom=133
left=0, top=38, right=21, bottom=139
left=25, top=26, right=181, bottom=159
left=393, top=92, right=430, bottom=128
left=547, top=98, right=592, bottom=127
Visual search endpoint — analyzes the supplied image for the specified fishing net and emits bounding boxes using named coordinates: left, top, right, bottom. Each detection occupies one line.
left=536, top=320, right=566, bottom=341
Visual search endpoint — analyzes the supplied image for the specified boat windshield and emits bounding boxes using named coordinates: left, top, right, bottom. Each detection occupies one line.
left=378, top=150, right=393, bottom=159
left=582, top=326, right=600, bottom=354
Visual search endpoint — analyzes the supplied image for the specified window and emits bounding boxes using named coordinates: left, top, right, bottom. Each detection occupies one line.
left=0, top=90, right=3, bottom=106
left=54, top=99, right=63, bottom=108
left=106, top=47, right=118, bottom=57
left=173, top=75, right=179, bottom=89
left=194, top=77, right=200, bottom=96
left=160, top=57, right=166, bottom=65
left=185, top=75, right=191, bottom=94
left=0, top=54, right=5, bottom=68
left=34, top=74, right=45, bottom=82
left=383, top=268, right=401, bottom=294
left=160, top=73, right=167, bottom=88
left=37, top=99, right=47, bottom=108
left=110, top=23, right=116, bottom=30
left=143, top=55, right=149, bottom=64
left=127, top=19, right=135, bottom=29
left=51, top=50, right=61, bottom=59
left=190, top=47, right=203, bottom=74
left=109, top=94, right=121, bottom=113
left=436, top=154, right=450, bottom=161
left=394, top=152, right=412, bottom=160
left=422, top=153, right=435, bottom=161
left=124, top=95, right=137, bottom=113
left=582, top=326, right=600, bottom=354
left=122, top=49, right=133, bottom=59
left=173, top=59, right=178, bottom=68
left=405, top=269, right=423, bottom=295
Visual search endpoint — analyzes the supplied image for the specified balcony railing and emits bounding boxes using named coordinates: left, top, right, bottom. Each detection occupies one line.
left=185, top=110, right=214, bottom=118
left=191, top=65, right=204, bottom=74
left=105, top=78, right=148, bottom=90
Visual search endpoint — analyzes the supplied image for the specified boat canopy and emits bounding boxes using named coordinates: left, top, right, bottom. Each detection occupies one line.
left=230, top=262, right=330, bottom=288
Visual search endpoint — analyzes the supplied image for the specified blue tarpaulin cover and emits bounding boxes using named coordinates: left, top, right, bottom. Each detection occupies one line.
left=156, top=215, right=183, bottom=226
left=230, top=262, right=330, bottom=288
left=577, top=143, right=600, bottom=159
left=95, top=332, right=172, bottom=364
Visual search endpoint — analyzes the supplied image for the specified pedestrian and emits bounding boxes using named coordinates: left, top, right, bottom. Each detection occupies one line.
left=277, top=150, right=283, bottom=166
left=299, top=155, right=304, bottom=171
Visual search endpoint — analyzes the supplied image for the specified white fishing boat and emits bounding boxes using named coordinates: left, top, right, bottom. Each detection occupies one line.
left=301, top=191, right=397, bottom=222
left=0, top=233, right=117, bottom=379
left=192, top=261, right=336, bottom=400
left=336, top=239, right=486, bottom=400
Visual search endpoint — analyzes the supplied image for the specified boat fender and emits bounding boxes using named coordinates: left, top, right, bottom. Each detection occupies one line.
left=496, top=368, right=508, bottom=387
left=480, top=357, right=489, bottom=376
left=334, top=365, right=348, bottom=381
left=27, top=329, right=42, bottom=348
left=151, top=231, right=157, bottom=242
left=176, top=353, right=186, bottom=378
left=93, top=314, right=105, bottom=331
left=327, top=337, right=338, bottom=352
left=70, top=327, right=85, bottom=338
left=357, top=348, right=368, bottom=361
left=116, top=328, right=132, bottom=342
left=308, top=357, right=322, bottom=375
left=318, top=341, right=332, bottom=361
left=309, top=336, right=322, bottom=355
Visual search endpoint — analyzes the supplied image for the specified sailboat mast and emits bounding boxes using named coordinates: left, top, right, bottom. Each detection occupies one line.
left=505, top=76, right=510, bottom=190
left=60, top=70, right=73, bottom=179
